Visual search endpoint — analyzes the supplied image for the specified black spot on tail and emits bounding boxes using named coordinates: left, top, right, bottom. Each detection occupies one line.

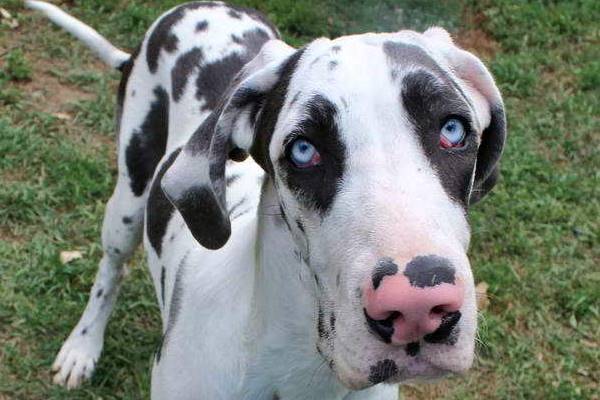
left=403, top=255, right=455, bottom=288
left=368, top=359, right=398, bottom=384
left=146, top=149, right=181, bottom=255
left=125, top=86, right=169, bottom=196
left=372, top=257, right=398, bottom=289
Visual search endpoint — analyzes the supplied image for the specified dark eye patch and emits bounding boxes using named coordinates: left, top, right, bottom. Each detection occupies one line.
left=401, top=70, right=479, bottom=206
left=278, top=95, right=346, bottom=215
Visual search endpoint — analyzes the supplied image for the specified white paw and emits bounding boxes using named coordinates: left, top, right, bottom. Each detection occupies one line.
left=51, top=333, right=102, bottom=389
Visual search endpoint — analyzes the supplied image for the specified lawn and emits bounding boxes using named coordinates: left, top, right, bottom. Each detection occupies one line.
left=0, top=0, right=598, bottom=399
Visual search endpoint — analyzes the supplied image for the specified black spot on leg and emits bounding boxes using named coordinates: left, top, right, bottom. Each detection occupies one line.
left=96, top=289, right=104, bottom=298
left=81, top=328, right=87, bottom=335
left=368, top=359, right=398, bottom=384
left=146, top=149, right=180, bottom=255
left=122, top=216, right=133, bottom=224
left=406, top=342, right=420, bottom=357
left=125, top=86, right=169, bottom=196
left=172, top=47, right=204, bottom=102
left=403, top=255, right=455, bottom=288
left=372, top=257, right=398, bottom=289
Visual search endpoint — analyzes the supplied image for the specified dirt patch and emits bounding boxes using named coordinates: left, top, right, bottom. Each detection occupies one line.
left=454, top=12, right=500, bottom=60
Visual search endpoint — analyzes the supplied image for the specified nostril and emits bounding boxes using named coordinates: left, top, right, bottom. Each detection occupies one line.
left=364, top=309, right=402, bottom=344
left=430, top=305, right=446, bottom=315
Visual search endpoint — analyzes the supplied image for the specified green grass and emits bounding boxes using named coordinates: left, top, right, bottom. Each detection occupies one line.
left=1, top=0, right=598, bottom=399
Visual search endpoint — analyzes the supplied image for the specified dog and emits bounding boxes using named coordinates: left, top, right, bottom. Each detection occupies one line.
left=27, top=1, right=506, bottom=398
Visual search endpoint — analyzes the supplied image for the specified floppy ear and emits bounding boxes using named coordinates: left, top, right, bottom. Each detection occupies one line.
left=424, top=28, right=507, bottom=204
left=161, top=40, right=296, bottom=249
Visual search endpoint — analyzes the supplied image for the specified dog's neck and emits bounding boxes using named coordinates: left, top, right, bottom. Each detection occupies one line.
left=244, top=178, right=348, bottom=398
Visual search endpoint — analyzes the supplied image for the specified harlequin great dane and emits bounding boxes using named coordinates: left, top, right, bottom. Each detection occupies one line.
left=27, top=1, right=506, bottom=398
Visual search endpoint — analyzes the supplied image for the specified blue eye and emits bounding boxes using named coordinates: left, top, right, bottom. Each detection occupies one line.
left=288, top=138, right=321, bottom=168
left=440, top=118, right=466, bottom=148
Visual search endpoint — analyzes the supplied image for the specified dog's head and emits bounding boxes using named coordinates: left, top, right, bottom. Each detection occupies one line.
left=162, top=28, right=505, bottom=389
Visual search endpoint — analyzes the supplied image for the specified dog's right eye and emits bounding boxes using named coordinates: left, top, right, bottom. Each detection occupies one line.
left=288, top=138, right=321, bottom=168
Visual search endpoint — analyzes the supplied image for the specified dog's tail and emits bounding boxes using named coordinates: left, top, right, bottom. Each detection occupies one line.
left=25, top=0, right=130, bottom=69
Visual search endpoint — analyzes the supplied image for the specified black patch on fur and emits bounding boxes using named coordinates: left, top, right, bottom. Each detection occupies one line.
left=400, top=69, right=478, bottom=206
left=251, top=49, right=305, bottom=173
left=172, top=47, right=204, bottom=102
left=162, top=252, right=189, bottom=354
left=424, top=311, right=461, bottom=344
left=470, top=104, right=506, bottom=203
left=368, top=359, right=398, bottom=384
left=122, top=216, right=133, bottom=224
left=403, top=255, right=455, bottom=288
left=279, top=95, right=346, bottom=214
left=226, top=174, right=240, bottom=186
left=116, top=44, right=141, bottom=135
left=125, top=86, right=169, bottom=196
left=406, top=341, right=420, bottom=357
left=96, top=289, right=103, bottom=298
left=328, top=60, right=338, bottom=70
left=372, top=257, right=399, bottom=289
left=160, top=266, right=166, bottom=306
left=364, top=308, right=397, bottom=344
left=155, top=333, right=165, bottom=363
left=331, top=45, right=341, bottom=53
left=196, top=28, right=271, bottom=111
left=318, top=307, right=326, bottom=339
left=196, top=52, right=247, bottom=111
left=329, top=312, right=336, bottom=331
left=228, top=8, right=242, bottom=18
left=81, top=328, right=87, bottom=335
left=195, top=20, right=208, bottom=32
left=228, top=197, right=247, bottom=217
left=146, top=149, right=181, bottom=255
left=175, top=185, right=232, bottom=250
left=146, top=3, right=206, bottom=73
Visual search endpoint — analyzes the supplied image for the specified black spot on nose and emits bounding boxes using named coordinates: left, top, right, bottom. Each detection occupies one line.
left=424, top=311, right=461, bottom=345
left=364, top=309, right=397, bottom=344
left=368, top=359, right=398, bottom=384
left=372, top=257, right=399, bottom=289
left=403, top=255, right=455, bottom=288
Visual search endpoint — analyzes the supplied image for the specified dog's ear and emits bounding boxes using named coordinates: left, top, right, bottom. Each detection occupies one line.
left=161, top=40, right=297, bottom=249
left=424, top=28, right=507, bottom=204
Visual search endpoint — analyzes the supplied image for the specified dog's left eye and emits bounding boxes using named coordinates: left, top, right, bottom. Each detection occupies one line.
left=288, top=138, right=321, bottom=168
left=440, top=118, right=466, bottom=149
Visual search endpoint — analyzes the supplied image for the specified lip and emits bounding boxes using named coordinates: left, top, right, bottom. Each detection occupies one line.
left=393, top=357, right=450, bottom=383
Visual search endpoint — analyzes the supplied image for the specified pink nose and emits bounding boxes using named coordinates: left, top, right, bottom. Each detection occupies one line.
left=363, top=256, right=465, bottom=345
